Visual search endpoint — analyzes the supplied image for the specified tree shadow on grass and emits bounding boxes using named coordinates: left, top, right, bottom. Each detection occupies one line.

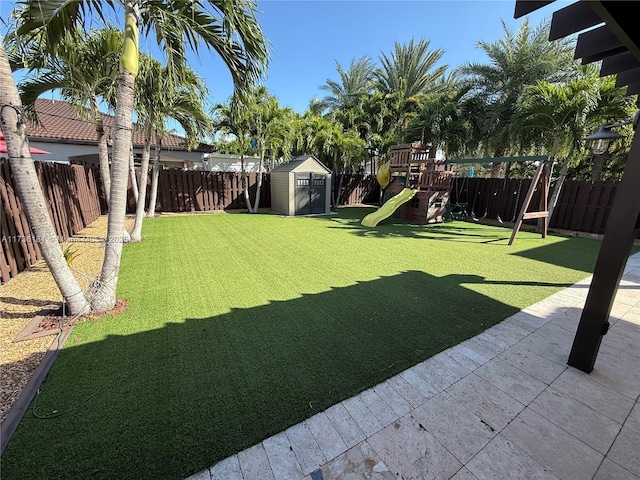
left=2, top=271, right=543, bottom=480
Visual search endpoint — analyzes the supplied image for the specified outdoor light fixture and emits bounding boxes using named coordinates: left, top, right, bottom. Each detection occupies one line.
left=585, top=124, right=623, bottom=155
left=586, top=113, right=640, bottom=155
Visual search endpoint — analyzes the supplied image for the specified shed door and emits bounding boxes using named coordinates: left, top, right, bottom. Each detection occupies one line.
left=310, top=174, right=326, bottom=214
left=295, top=173, right=311, bottom=215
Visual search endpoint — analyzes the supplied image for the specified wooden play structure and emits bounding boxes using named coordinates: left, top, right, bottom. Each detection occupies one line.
left=384, top=143, right=454, bottom=224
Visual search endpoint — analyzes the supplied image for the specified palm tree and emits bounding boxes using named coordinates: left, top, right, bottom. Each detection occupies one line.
left=514, top=78, right=596, bottom=221
left=251, top=91, right=284, bottom=210
left=215, top=87, right=294, bottom=213
left=375, top=38, right=448, bottom=99
left=249, top=89, right=295, bottom=201
left=146, top=67, right=211, bottom=218
left=408, top=87, right=484, bottom=158
left=8, top=0, right=268, bottom=312
left=374, top=38, right=450, bottom=142
left=512, top=65, right=632, bottom=222
left=458, top=18, right=575, bottom=176
left=212, top=93, right=255, bottom=211
left=0, top=43, right=90, bottom=315
left=318, top=56, right=375, bottom=113
left=129, top=54, right=162, bottom=241
left=10, top=26, right=121, bottom=204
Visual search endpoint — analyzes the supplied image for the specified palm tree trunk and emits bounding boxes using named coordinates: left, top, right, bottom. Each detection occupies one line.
left=96, top=118, right=111, bottom=205
left=252, top=148, right=265, bottom=212
left=591, top=152, right=608, bottom=182
left=130, top=124, right=151, bottom=241
left=240, top=154, right=254, bottom=213
left=90, top=69, right=136, bottom=312
left=129, top=146, right=139, bottom=204
left=490, top=149, right=504, bottom=178
left=0, top=46, right=89, bottom=315
left=147, top=139, right=161, bottom=218
left=547, top=157, right=569, bottom=224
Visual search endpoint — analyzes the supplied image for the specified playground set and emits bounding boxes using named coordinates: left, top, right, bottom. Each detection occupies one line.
left=361, top=143, right=454, bottom=227
left=361, top=143, right=550, bottom=245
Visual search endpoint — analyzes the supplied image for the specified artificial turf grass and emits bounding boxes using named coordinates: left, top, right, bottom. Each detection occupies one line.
left=2, top=208, right=604, bottom=479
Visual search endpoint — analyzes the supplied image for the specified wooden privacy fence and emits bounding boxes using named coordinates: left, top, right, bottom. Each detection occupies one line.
left=1, top=159, right=102, bottom=284
left=450, top=177, right=617, bottom=234
left=128, top=170, right=378, bottom=213
left=129, top=170, right=272, bottom=213
left=336, top=174, right=380, bottom=206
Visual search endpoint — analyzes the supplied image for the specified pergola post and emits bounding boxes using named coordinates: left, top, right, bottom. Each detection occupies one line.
left=568, top=125, right=640, bottom=372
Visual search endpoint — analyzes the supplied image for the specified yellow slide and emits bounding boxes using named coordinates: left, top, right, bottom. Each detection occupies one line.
left=361, top=188, right=417, bottom=227
left=376, top=160, right=391, bottom=189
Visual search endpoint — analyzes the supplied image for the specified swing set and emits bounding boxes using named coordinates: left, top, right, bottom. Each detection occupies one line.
left=444, top=155, right=550, bottom=245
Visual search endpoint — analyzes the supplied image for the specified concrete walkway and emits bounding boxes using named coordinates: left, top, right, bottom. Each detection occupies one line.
left=188, top=254, right=640, bottom=480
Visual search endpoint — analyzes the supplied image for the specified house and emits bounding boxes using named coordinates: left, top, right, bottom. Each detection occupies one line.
left=22, top=98, right=214, bottom=169
left=202, top=153, right=265, bottom=172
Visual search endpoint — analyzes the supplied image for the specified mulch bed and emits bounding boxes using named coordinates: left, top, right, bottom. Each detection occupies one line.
left=37, top=299, right=129, bottom=334
left=1, top=215, right=134, bottom=426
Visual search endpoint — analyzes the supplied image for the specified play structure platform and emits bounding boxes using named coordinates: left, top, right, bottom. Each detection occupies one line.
left=362, top=143, right=454, bottom=226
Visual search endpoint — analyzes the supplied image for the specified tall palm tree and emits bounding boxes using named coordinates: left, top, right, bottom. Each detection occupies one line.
left=374, top=38, right=450, bottom=141
left=7, top=0, right=268, bottom=312
left=0, top=43, right=90, bottom=315
left=129, top=54, right=162, bottom=241
left=212, top=93, right=254, bottom=211
left=458, top=18, right=575, bottom=176
left=249, top=88, right=295, bottom=209
left=10, top=26, right=121, bottom=204
left=215, top=87, right=294, bottom=213
left=375, top=38, right=448, bottom=99
left=318, top=56, right=375, bottom=112
left=146, top=67, right=211, bottom=218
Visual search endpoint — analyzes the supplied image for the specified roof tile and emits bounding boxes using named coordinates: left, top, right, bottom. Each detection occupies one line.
left=26, top=98, right=213, bottom=152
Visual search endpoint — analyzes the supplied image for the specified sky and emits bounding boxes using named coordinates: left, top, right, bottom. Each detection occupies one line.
left=184, top=0, right=569, bottom=114
left=2, top=0, right=570, bottom=115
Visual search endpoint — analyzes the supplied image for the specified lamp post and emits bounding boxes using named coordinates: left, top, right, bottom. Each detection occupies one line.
left=585, top=123, right=623, bottom=181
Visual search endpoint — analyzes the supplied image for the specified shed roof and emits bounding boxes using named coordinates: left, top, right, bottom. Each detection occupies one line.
left=271, top=155, right=332, bottom=173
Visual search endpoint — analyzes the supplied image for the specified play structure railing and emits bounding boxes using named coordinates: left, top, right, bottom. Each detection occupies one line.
left=388, top=143, right=432, bottom=168
left=388, top=143, right=454, bottom=191
left=419, top=168, right=453, bottom=191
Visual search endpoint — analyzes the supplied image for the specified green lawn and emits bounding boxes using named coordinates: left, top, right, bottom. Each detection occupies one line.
left=2, top=208, right=603, bottom=479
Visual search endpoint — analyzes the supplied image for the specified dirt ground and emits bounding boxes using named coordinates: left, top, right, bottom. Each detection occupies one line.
left=0, top=216, right=132, bottom=424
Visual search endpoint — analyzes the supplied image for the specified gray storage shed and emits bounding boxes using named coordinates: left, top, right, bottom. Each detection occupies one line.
left=270, top=155, right=332, bottom=216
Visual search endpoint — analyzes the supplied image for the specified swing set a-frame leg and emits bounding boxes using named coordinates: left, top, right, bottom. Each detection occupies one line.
left=508, top=159, right=549, bottom=246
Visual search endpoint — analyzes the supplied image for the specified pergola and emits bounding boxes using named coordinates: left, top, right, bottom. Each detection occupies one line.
left=515, top=1, right=640, bottom=373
